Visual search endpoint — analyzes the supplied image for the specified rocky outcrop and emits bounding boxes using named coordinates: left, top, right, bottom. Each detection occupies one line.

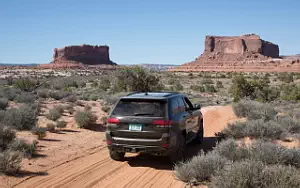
left=169, top=34, right=300, bottom=72
left=51, top=45, right=116, bottom=66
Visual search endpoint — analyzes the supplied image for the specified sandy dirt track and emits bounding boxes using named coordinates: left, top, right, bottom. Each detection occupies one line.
left=2, top=106, right=237, bottom=188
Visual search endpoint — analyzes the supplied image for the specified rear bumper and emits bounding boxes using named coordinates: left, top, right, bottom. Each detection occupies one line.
left=106, top=131, right=177, bottom=156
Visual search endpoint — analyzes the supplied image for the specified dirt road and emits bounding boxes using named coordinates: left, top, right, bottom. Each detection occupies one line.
left=4, top=106, right=237, bottom=188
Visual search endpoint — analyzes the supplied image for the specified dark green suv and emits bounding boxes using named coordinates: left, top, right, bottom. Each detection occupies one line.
left=105, top=92, right=203, bottom=162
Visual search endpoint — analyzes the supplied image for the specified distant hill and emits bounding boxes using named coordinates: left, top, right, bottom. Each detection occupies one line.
left=123, top=64, right=178, bottom=71
left=0, top=63, right=39, bottom=66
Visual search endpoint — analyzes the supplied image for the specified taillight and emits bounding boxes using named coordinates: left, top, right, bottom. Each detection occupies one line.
left=107, top=117, right=119, bottom=124
left=152, top=120, right=172, bottom=128
left=106, top=140, right=112, bottom=145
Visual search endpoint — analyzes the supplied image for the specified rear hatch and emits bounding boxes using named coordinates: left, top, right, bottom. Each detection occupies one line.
left=108, top=98, right=169, bottom=139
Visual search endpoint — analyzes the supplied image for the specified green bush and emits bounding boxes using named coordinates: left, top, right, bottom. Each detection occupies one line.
left=232, top=100, right=277, bottom=121
left=31, top=127, right=47, bottom=140
left=0, top=150, right=23, bottom=174
left=99, top=79, right=111, bottom=91
left=46, top=123, right=56, bottom=132
left=65, top=95, right=77, bottom=103
left=56, top=121, right=67, bottom=129
left=114, top=66, right=163, bottom=92
left=211, top=161, right=300, bottom=188
left=278, top=73, right=294, bottom=83
left=15, top=92, right=36, bottom=103
left=205, top=84, right=217, bottom=93
left=15, top=77, right=39, bottom=92
left=37, top=90, right=49, bottom=98
left=46, top=105, right=64, bottom=121
left=221, top=120, right=284, bottom=139
left=0, top=98, right=8, bottom=110
left=174, top=151, right=228, bottom=183
left=101, top=106, right=110, bottom=113
left=216, top=81, right=224, bottom=88
left=75, top=110, right=97, bottom=128
left=49, top=90, right=70, bottom=100
left=3, top=105, right=37, bottom=130
left=0, top=125, right=16, bottom=150
left=8, top=139, right=37, bottom=158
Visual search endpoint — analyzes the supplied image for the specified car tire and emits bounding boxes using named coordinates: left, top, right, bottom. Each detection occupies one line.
left=169, top=133, right=186, bottom=163
left=109, top=149, right=125, bottom=161
left=196, top=119, right=204, bottom=143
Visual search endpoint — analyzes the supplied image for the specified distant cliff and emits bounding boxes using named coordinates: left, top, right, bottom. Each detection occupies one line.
left=51, top=44, right=116, bottom=66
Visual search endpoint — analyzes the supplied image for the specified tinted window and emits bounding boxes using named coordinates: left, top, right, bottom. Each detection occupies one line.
left=111, top=99, right=166, bottom=117
left=178, top=97, right=185, bottom=112
left=171, top=98, right=179, bottom=116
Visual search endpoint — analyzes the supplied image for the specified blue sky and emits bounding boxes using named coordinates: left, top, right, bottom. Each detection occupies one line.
left=0, top=0, right=299, bottom=65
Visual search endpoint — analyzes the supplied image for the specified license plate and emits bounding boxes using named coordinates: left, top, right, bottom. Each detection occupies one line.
left=129, top=124, right=143, bottom=131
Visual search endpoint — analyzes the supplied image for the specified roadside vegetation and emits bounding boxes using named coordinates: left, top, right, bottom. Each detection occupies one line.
left=1, top=66, right=300, bottom=182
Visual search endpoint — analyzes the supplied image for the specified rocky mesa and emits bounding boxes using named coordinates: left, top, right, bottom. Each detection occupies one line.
left=40, top=44, right=117, bottom=68
left=169, top=34, right=300, bottom=72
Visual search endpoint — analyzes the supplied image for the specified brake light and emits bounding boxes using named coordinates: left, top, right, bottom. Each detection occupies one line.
left=106, top=140, right=112, bottom=145
left=161, top=143, right=169, bottom=148
left=152, top=120, right=172, bottom=128
left=107, top=117, right=119, bottom=124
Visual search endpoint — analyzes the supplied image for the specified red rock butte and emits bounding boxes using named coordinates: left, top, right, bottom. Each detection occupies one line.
left=169, top=34, right=300, bottom=72
left=40, top=44, right=117, bottom=69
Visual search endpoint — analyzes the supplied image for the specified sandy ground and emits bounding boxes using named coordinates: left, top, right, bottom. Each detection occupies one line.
left=0, top=105, right=238, bottom=188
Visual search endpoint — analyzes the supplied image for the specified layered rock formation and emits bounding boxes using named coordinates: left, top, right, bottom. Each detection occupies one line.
left=169, top=34, right=300, bottom=72
left=40, top=45, right=117, bottom=68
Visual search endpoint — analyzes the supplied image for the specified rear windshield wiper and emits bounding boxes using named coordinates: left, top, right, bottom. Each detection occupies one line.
left=134, top=113, right=154, bottom=116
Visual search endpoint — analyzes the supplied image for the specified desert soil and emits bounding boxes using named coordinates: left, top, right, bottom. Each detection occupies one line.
left=0, top=105, right=238, bottom=188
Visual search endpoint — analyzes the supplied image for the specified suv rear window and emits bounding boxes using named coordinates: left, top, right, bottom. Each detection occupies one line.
left=111, top=99, right=166, bottom=117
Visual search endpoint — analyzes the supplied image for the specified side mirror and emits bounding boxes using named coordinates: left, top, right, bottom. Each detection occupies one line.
left=193, top=103, right=201, bottom=110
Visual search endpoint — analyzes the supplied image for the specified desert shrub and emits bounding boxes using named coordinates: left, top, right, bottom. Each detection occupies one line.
left=277, top=116, right=300, bottom=134
left=15, top=92, right=36, bottom=103
left=75, top=100, right=85, bottom=106
left=221, top=120, right=284, bottom=139
left=15, top=77, right=39, bottom=92
left=5, top=76, right=14, bottom=86
left=101, top=106, right=110, bottom=113
left=49, top=90, right=70, bottom=100
left=99, top=79, right=111, bottom=91
left=46, top=106, right=64, bottom=121
left=3, top=105, right=37, bottom=130
left=0, top=87, right=19, bottom=101
left=205, top=84, right=217, bottom=93
left=8, top=139, right=37, bottom=158
left=31, top=127, right=47, bottom=140
left=37, top=89, right=49, bottom=98
left=0, top=98, right=8, bottom=110
left=168, top=78, right=176, bottom=85
left=201, top=78, right=214, bottom=85
left=84, top=105, right=92, bottom=111
left=210, top=161, right=300, bottom=188
left=91, top=81, right=98, bottom=87
left=216, top=81, right=224, bottom=88
left=229, top=74, right=267, bottom=102
left=278, top=73, right=294, bottom=83
left=280, top=84, right=300, bottom=101
left=46, top=123, right=56, bottom=132
left=190, top=85, right=205, bottom=92
left=0, top=150, right=23, bottom=174
left=114, top=66, right=163, bottom=92
left=65, top=95, right=77, bottom=103
left=89, top=95, right=98, bottom=101
left=250, top=140, right=300, bottom=167
left=174, top=80, right=184, bottom=91
left=174, top=151, right=228, bottom=183
left=75, top=110, right=97, bottom=128
left=0, top=125, right=16, bottom=150
left=56, top=121, right=67, bottom=129
left=232, top=100, right=277, bottom=121
left=214, top=139, right=249, bottom=161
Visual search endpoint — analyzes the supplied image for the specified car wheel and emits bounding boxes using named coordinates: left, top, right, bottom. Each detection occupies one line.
left=196, top=119, right=204, bottom=143
left=169, top=133, right=186, bottom=163
left=109, top=149, right=125, bottom=161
